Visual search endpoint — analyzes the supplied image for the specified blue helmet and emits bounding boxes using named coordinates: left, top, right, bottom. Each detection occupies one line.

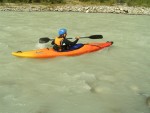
left=58, top=28, right=67, bottom=36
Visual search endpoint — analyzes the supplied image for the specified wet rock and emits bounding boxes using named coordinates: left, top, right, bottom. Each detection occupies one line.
left=146, top=96, right=150, bottom=107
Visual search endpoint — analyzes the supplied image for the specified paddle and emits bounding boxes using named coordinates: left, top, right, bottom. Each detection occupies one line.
left=39, top=35, right=103, bottom=43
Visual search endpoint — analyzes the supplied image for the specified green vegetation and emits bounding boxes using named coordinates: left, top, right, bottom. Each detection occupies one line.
left=0, top=0, right=65, bottom=4
left=126, top=0, right=150, bottom=7
left=0, top=0, right=150, bottom=7
left=79, top=0, right=150, bottom=7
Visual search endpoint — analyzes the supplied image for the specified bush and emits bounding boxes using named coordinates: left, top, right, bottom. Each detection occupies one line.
left=0, top=0, right=65, bottom=3
left=79, top=0, right=150, bottom=6
left=125, top=0, right=150, bottom=7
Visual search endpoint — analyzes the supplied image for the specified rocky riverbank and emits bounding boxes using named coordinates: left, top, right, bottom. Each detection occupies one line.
left=0, top=4, right=150, bottom=15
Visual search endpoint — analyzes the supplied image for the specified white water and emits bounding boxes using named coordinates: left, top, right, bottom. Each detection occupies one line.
left=0, top=12, right=150, bottom=113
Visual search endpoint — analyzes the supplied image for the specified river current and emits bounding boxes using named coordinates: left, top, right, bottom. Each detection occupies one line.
left=0, top=12, right=150, bottom=113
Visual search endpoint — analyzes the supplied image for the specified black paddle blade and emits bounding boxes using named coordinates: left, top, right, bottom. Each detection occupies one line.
left=39, top=37, right=50, bottom=43
left=88, top=35, right=103, bottom=39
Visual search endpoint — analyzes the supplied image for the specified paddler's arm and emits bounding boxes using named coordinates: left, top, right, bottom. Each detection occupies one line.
left=51, top=40, right=55, bottom=45
left=63, top=37, right=80, bottom=46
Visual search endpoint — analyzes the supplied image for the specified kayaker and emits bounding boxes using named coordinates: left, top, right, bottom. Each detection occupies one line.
left=51, top=28, right=80, bottom=51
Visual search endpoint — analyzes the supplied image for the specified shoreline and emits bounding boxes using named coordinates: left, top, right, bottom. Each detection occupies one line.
left=0, top=4, right=150, bottom=15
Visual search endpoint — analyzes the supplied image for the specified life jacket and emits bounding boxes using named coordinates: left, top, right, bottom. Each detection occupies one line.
left=54, top=37, right=64, bottom=51
left=54, top=37, right=64, bottom=46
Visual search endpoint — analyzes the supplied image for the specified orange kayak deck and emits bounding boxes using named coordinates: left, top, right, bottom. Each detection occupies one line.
left=12, top=41, right=113, bottom=58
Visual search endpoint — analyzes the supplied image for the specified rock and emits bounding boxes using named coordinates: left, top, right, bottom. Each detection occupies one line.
left=146, top=96, right=150, bottom=107
left=86, top=9, right=89, bottom=13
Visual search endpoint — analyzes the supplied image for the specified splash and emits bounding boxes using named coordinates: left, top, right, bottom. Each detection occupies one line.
left=35, top=43, right=52, bottom=49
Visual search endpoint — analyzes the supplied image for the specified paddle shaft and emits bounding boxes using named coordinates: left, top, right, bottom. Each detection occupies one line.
left=39, top=35, right=103, bottom=43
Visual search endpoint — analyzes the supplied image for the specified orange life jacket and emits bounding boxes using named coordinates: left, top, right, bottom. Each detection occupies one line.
left=54, top=37, right=64, bottom=46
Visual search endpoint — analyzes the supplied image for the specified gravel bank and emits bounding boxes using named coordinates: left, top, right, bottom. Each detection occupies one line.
left=0, top=4, right=150, bottom=15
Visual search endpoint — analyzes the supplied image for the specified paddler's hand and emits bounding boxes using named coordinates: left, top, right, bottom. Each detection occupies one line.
left=75, top=36, right=80, bottom=40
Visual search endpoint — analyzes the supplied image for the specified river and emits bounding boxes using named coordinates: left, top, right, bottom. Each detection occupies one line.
left=0, top=12, right=150, bottom=113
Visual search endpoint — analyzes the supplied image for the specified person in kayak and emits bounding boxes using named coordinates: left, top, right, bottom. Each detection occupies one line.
left=51, top=28, right=80, bottom=52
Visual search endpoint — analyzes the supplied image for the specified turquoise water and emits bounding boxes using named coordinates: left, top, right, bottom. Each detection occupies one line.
left=0, top=12, right=150, bottom=113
